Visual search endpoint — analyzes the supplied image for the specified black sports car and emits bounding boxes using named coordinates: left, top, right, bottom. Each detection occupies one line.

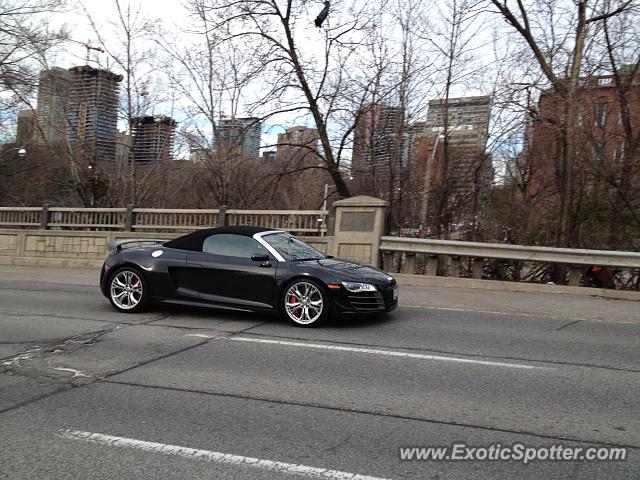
left=100, top=226, right=398, bottom=327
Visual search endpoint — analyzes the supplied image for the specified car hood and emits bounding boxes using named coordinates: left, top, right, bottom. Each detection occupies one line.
left=298, top=257, right=394, bottom=284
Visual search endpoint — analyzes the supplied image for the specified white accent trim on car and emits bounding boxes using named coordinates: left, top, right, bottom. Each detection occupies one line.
left=253, top=230, right=286, bottom=262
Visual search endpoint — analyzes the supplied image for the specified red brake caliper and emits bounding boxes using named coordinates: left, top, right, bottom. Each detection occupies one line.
left=289, top=294, right=300, bottom=316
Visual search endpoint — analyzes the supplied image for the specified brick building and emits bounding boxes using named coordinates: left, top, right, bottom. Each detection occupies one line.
left=524, top=74, right=640, bottom=199
left=275, top=126, right=320, bottom=164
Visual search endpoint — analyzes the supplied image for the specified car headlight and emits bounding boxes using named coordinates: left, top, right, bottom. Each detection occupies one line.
left=341, top=281, right=377, bottom=293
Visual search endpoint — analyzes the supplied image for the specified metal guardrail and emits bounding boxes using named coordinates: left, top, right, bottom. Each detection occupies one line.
left=380, top=236, right=640, bottom=287
left=0, top=206, right=328, bottom=235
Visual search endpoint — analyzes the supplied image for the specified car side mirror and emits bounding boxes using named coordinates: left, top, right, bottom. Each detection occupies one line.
left=251, top=253, right=270, bottom=262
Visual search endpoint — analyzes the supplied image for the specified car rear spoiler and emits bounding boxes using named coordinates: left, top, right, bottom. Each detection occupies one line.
left=108, top=238, right=167, bottom=252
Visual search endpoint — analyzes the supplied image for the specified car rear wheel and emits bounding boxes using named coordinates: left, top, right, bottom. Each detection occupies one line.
left=108, top=267, right=149, bottom=313
left=282, top=279, right=329, bottom=327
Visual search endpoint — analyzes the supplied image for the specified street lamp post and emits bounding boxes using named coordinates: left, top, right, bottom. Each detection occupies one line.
left=88, top=164, right=97, bottom=207
left=0, top=147, right=27, bottom=162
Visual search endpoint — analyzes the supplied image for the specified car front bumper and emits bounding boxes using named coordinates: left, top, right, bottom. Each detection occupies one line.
left=331, top=282, right=399, bottom=314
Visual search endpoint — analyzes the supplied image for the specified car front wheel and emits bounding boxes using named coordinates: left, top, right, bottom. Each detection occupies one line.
left=108, top=267, right=149, bottom=313
left=282, top=279, right=329, bottom=327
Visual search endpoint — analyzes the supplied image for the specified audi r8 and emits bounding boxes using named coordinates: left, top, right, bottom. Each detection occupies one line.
left=100, top=226, right=398, bottom=327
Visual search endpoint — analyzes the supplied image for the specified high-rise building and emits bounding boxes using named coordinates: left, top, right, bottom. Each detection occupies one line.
left=275, top=126, right=320, bottom=163
left=34, top=67, right=71, bottom=145
left=260, top=150, right=276, bottom=163
left=130, top=115, right=177, bottom=163
left=415, top=96, right=493, bottom=224
left=425, top=96, right=492, bottom=139
left=351, top=103, right=405, bottom=198
left=215, top=117, right=261, bottom=160
left=66, top=65, right=123, bottom=161
left=16, top=109, right=36, bottom=145
left=352, top=103, right=404, bottom=172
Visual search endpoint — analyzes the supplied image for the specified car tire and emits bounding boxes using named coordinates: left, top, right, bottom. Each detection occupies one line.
left=108, top=266, right=150, bottom=313
left=282, top=279, right=330, bottom=327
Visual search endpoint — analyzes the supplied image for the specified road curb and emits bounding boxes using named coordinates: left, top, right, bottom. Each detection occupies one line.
left=2, top=256, right=639, bottom=302
left=393, top=273, right=640, bottom=301
left=0, top=256, right=103, bottom=269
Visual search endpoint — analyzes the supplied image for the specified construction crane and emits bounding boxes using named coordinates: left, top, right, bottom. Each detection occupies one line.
left=67, top=39, right=106, bottom=65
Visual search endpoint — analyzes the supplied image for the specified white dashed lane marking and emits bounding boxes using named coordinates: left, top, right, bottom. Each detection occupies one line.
left=229, top=336, right=552, bottom=370
left=60, top=429, right=390, bottom=480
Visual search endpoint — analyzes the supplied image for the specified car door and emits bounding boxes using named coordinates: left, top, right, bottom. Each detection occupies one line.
left=186, top=233, right=277, bottom=309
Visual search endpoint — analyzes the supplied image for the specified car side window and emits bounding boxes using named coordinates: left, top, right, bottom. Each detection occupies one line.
left=202, top=234, right=267, bottom=258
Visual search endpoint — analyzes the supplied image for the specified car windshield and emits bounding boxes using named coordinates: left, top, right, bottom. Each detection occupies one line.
left=263, top=233, right=326, bottom=261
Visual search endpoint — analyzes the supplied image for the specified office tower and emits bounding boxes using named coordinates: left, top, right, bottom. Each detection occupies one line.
left=352, top=103, right=404, bottom=174
left=216, top=117, right=261, bottom=160
left=16, top=109, right=36, bottom=145
left=34, top=67, right=71, bottom=145
left=416, top=96, right=493, bottom=222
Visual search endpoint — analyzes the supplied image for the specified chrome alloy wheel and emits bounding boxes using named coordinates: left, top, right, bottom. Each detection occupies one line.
left=285, top=281, right=324, bottom=325
left=110, top=270, right=143, bottom=310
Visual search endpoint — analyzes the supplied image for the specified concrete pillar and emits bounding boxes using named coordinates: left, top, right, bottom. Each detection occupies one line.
left=567, top=266, right=583, bottom=286
left=125, top=204, right=135, bottom=231
left=425, top=255, right=439, bottom=276
left=332, top=196, right=388, bottom=267
left=450, top=256, right=461, bottom=278
left=382, top=252, right=395, bottom=272
left=218, top=205, right=229, bottom=227
left=40, top=204, right=50, bottom=230
left=471, top=258, right=483, bottom=279
left=401, top=253, right=416, bottom=274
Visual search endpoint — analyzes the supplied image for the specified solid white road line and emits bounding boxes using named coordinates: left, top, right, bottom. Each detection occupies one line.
left=230, top=337, right=552, bottom=370
left=60, top=429, right=389, bottom=480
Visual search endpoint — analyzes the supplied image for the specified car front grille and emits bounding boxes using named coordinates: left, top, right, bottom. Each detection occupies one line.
left=347, top=291, right=385, bottom=310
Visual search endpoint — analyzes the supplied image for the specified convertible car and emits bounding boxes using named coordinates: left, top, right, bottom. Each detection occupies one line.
left=100, top=226, right=398, bottom=327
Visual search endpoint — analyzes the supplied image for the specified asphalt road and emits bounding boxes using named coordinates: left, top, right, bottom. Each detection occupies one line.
left=0, top=265, right=638, bottom=479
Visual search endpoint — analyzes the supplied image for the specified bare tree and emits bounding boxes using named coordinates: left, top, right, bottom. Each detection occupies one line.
left=156, top=0, right=272, bottom=208
left=424, top=0, right=488, bottom=237
left=84, top=0, right=165, bottom=206
left=197, top=0, right=400, bottom=199
left=489, top=0, right=635, bottom=247
left=0, top=0, right=67, bottom=128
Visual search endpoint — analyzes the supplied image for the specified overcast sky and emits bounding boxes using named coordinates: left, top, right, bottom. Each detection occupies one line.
left=48, top=1, right=324, bottom=149
left=36, top=0, right=504, bottom=156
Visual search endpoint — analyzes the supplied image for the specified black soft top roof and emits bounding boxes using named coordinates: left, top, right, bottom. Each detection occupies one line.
left=164, top=226, right=279, bottom=252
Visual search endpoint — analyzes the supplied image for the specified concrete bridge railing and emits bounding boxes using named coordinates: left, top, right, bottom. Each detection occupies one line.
left=0, top=196, right=388, bottom=269
left=380, top=237, right=640, bottom=287
left=0, top=206, right=328, bottom=234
